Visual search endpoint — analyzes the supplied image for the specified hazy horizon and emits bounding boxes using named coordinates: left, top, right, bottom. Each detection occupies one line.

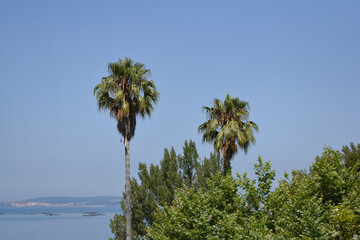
left=1, top=195, right=122, bottom=202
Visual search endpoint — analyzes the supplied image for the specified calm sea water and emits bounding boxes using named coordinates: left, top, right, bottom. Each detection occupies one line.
left=0, top=206, right=121, bottom=240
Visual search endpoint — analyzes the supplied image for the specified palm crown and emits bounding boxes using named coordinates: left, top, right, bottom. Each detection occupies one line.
left=198, top=94, right=258, bottom=173
left=94, top=57, right=159, bottom=141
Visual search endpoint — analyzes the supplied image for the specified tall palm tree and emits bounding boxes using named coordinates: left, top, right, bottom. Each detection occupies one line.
left=198, top=94, right=258, bottom=174
left=94, top=57, right=159, bottom=240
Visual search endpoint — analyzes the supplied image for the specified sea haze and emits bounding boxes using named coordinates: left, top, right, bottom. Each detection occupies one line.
left=0, top=206, right=121, bottom=240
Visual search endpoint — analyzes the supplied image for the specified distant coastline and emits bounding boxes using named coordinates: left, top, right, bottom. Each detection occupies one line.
left=0, top=196, right=121, bottom=208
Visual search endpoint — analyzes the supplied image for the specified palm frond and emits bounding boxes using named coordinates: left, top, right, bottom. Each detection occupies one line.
left=198, top=94, right=258, bottom=170
left=94, top=57, right=159, bottom=140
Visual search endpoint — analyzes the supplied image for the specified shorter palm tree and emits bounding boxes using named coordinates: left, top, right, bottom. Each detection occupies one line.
left=198, top=94, right=258, bottom=174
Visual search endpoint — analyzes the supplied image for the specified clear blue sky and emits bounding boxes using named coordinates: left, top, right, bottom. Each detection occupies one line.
left=1, top=1, right=359, bottom=201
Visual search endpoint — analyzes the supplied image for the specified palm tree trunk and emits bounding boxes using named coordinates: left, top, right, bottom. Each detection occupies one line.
left=124, top=138, right=131, bottom=240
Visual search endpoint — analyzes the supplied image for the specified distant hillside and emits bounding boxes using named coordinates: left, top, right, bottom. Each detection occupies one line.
left=23, top=196, right=121, bottom=205
left=0, top=196, right=121, bottom=207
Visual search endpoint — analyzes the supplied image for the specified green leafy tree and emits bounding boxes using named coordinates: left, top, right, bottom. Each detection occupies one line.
left=198, top=94, right=258, bottom=174
left=342, top=142, right=360, bottom=172
left=330, top=203, right=359, bottom=240
left=147, top=173, right=244, bottom=240
left=267, top=170, right=332, bottom=239
left=109, top=140, right=222, bottom=239
left=94, top=57, right=159, bottom=240
left=148, top=146, right=360, bottom=240
left=311, top=147, right=353, bottom=205
left=110, top=176, right=155, bottom=239
left=267, top=147, right=360, bottom=239
left=110, top=163, right=162, bottom=240
left=237, top=156, right=275, bottom=212
left=197, top=151, right=223, bottom=189
left=147, top=157, right=275, bottom=240
left=159, top=147, right=183, bottom=205
left=179, top=140, right=200, bottom=187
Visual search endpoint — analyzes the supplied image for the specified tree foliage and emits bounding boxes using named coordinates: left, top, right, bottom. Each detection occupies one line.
left=342, top=142, right=360, bottom=172
left=148, top=145, right=360, bottom=240
left=109, top=140, right=222, bottom=240
left=148, top=173, right=244, bottom=240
